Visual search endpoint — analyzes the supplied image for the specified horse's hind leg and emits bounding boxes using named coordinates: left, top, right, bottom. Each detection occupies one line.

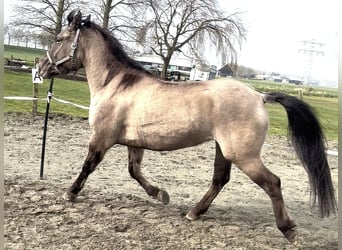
left=186, top=142, right=232, bottom=220
left=63, top=139, right=108, bottom=201
left=128, top=146, right=170, bottom=205
left=237, top=157, right=297, bottom=244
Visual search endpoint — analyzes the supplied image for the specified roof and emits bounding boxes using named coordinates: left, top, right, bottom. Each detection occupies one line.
left=218, top=64, right=234, bottom=76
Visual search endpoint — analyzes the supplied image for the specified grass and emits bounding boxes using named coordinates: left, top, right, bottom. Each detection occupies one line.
left=4, top=70, right=90, bottom=117
left=265, top=97, right=338, bottom=140
left=302, top=96, right=338, bottom=140
left=241, top=79, right=338, bottom=140
left=241, top=79, right=338, bottom=98
left=4, top=45, right=46, bottom=67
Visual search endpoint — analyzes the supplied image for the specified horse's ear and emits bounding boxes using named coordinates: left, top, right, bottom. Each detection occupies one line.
left=68, top=10, right=82, bottom=31
left=67, top=10, right=76, bottom=24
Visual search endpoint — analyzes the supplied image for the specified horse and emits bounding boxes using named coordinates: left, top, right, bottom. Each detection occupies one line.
left=39, top=10, right=336, bottom=244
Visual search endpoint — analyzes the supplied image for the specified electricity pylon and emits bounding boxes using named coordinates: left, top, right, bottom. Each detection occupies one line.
left=299, top=39, right=325, bottom=86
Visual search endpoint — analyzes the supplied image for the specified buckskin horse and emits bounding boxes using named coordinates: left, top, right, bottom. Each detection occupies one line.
left=39, top=10, right=336, bottom=244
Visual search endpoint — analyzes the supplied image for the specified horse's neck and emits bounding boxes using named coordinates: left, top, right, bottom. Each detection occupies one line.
left=82, top=41, right=116, bottom=95
left=80, top=32, right=152, bottom=98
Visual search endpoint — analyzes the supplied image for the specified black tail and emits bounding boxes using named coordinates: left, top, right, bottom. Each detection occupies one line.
left=263, top=92, right=336, bottom=217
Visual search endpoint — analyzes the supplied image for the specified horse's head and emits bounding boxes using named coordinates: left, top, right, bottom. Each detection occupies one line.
left=39, top=10, right=90, bottom=78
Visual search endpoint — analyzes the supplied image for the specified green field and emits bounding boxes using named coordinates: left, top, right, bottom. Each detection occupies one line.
left=3, top=46, right=338, bottom=141
left=4, top=70, right=90, bottom=117
left=4, top=45, right=46, bottom=67
left=241, top=80, right=338, bottom=140
left=241, top=79, right=338, bottom=98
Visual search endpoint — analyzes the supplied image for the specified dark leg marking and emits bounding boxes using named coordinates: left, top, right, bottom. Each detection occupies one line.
left=63, top=143, right=106, bottom=201
left=186, top=142, right=232, bottom=220
left=237, top=158, right=298, bottom=244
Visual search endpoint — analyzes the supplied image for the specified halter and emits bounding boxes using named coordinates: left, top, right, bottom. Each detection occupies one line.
left=47, top=28, right=81, bottom=67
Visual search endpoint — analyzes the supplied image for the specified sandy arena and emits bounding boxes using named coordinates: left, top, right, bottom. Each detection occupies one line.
left=4, top=113, right=338, bottom=249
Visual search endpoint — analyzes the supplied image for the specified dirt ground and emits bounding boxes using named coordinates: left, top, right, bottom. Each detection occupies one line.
left=4, top=113, right=338, bottom=249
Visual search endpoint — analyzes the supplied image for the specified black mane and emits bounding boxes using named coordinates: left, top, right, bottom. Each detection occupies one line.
left=85, top=21, right=153, bottom=87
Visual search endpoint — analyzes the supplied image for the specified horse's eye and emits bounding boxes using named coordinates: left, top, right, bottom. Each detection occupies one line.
left=56, top=38, right=63, bottom=44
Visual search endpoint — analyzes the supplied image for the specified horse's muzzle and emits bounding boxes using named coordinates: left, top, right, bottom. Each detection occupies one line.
left=38, top=56, right=60, bottom=79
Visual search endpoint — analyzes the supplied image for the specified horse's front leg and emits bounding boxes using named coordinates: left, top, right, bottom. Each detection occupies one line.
left=63, top=138, right=108, bottom=201
left=128, top=146, right=170, bottom=205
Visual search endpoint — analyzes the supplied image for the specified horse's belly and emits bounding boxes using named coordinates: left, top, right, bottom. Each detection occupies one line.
left=118, top=122, right=213, bottom=151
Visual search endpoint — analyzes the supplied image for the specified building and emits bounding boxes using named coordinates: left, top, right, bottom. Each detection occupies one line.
left=134, top=53, right=217, bottom=81
left=218, top=64, right=234, bottom=77
left=134, top=54, right=193, bottom=81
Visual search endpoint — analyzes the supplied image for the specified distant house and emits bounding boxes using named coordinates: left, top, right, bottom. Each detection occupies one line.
left=190, top=69, right=210, bottom=81
left=282, top=76, right=304, bottom=85
left=190, top=64, right=217, bottom=81
left=254, top=74, right=271, bottom=80
left=134, top=54, right=192, bottom=80
left=288, top=79, right=304, bottom=85
left=218, top=64, right=234, bottom=77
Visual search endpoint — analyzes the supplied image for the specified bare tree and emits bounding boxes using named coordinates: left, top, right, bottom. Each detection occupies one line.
left=90, top=0, right=146, bottom=43
left=234, top=64, right=257, bottom=78
left=29, top=33, right=39, bottom=49
left=7, top=0, right=149, bottom=55
left=12, top=28, right=25, bottom=46
left=23, top=29, right=31, bottom=48
left=137, top=0, right=246, bottom=79
left=4, top=24, right=11, bottom=45
left=11, top=0, right=87, bottom=38
left=56, top=0, right=66, bottom=35
left=37, top=32, right=53, bottom=49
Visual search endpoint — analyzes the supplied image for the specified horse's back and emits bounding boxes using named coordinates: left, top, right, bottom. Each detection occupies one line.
left=204, top=78, right=266, bottom=124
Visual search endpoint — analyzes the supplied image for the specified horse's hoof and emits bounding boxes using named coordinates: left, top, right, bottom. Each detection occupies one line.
left=284, top=226, right=298, bottom=245
left=186, top=211, right=199, bottom=221
left=63, top=191, right=77, bottom=202
left=157, top=190, right=170, bottom=205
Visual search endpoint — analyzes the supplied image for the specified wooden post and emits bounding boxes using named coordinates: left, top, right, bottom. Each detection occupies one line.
left=32, top=58, right=39, bottom=116
left=298, top=88, right=303, bottom=100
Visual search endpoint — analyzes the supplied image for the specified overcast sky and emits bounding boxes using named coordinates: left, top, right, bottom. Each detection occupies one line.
left=4, top=0, right=339, bottom=84
left=215, top=0, right=339, bottom=84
